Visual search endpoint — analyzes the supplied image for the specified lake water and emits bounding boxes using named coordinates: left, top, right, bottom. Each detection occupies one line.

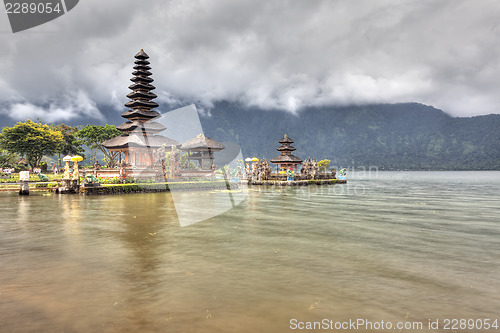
left=0, top=171, right=499, bottom=332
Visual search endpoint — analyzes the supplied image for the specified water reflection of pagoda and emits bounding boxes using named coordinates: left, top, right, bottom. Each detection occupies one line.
left=270, top=134, right=303, bottom=172
left=103, top=49, right=179, bottom=167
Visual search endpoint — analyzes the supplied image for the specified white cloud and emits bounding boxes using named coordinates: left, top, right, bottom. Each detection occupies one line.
left=4, top=90, right=103, bottom=123
left=1, top=0, right=500, bottom=121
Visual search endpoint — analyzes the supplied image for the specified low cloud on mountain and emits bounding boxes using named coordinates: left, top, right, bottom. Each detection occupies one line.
left=1, top=0, right=500, bottom=123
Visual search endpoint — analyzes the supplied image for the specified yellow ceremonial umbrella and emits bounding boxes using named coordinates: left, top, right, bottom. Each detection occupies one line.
left=251, top=157, right=259, bottom=162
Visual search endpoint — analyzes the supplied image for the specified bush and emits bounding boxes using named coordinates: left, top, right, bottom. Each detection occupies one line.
left=14, top=165, right=28, bottom=172
left=122, top=177, right=136, bottom=184
left=98, top=176, right=122, bottom=184
left=318, top=159, right=331, bottom=173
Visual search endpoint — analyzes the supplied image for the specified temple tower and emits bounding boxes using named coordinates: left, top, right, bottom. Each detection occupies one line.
left=270, top=134, right=303, bottom=172
left=103, top=49, right=179, bottom=167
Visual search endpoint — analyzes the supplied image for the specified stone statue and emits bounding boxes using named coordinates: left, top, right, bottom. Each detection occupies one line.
left=311, top=158, right=319, bottom=179
left=261, top=158, right=271, bottom=180
left=331, top=167, right=337, bottom=179
left=301, top=158, right=312, bottom=179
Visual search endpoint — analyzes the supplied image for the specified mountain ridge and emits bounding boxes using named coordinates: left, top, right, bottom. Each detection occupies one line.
left=1, top=102, right=498, bottom=170
left=198, top=102, right=500, bottom=170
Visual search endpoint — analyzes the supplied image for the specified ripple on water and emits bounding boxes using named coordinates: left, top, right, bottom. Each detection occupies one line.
left=0, top=171, right=499, bottom=332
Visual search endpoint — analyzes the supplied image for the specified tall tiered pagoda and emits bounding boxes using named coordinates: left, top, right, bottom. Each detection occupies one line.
left=270, top=134, right=303, bottom=172
left=103, top=49, right=179, bottom=167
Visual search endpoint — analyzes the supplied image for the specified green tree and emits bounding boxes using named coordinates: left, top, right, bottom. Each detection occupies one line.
left=0, top=149, right=18, bottom=168
left=77, top=124, right=122, bottom=167
left=0, top=119, right=64, bottom=170
left=51, top=124, right=86, bottom=166
left=318, top=159, right=331, bottom=173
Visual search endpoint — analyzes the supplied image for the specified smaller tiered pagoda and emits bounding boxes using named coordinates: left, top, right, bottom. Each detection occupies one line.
left=270, top=134, right=303, bottom=172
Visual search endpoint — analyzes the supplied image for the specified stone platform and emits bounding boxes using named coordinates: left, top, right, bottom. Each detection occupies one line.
left=246, top=179, right=346, bottom=186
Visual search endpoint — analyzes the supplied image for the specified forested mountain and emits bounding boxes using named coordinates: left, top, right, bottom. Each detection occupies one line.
left=198, top=103, right=500, bottom=170
left=2, top=102, right=497, bottom=170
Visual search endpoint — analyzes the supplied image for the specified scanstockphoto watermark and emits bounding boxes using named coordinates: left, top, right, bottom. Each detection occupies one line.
left=3, top=0, right=79, bottom=33
left=289, top=318, right=499, bottom=331
left=329, top=165, right=379, bottom=196
left=290, top=318, right=423, bottom=331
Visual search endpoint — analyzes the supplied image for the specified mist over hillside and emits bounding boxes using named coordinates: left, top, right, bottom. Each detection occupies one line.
left=1, top=102, right=498, bottom=170
left=198, top=103, right=500, bottom=170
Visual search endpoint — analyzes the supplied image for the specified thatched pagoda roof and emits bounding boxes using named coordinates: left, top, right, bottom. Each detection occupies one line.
left=103, top=134, right=179, bottom=150
left=277, top=145, right=296, bottom=152
left=116, top=120, right=166, bottom=133
left=121, top=109, right=161, bottom=120
left=270, top=154, right=303, bottom=164
left=126, top=91, right=157, bottom=100
left=124, top=100, right=159, bottom=109
left=132, top=69, right=152, bottom=77
left=135, top=49, right=149, bottom=60
left=130, top=75, right=154, bottom=83
left=128, top=82, right=156, bottom=91
left=279, top=134, right=294, bottom=144
left=133, top=64, right=151, bottom=71
left=180, top=134, right=225, bottom=151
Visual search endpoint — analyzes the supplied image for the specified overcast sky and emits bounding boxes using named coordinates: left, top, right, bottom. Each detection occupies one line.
left=1, top=0, right=500, bottom=124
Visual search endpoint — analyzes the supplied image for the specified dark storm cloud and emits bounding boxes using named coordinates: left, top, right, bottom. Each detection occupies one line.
left=1, top=0, right=500, bottom=123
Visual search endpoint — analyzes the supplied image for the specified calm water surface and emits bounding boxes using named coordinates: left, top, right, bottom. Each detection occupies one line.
left=0, top=171, right=499, bottom=332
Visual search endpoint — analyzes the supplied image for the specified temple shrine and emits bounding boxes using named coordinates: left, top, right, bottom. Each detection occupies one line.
left=270, top=134, right=303, bottom=172
left=242, top=134, right=341, bottom=185
left=103, top=49, right=179, bottom=168
left=180, top=134, right=225, bottom=175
